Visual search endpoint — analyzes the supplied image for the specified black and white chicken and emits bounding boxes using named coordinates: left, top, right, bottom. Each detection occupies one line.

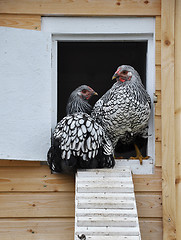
left=91, top=65, right=151, bottom=164
left=47, top=85, right=114, bottom=173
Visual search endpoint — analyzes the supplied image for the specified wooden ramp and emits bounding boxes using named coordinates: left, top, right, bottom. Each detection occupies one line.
left=75, top=166, right=141, bottom=240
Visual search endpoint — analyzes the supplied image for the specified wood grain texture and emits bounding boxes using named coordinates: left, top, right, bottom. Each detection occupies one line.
left=0, top=160, right=40, bottom=166
left=155, top=90, right=161, bottom=116
left=133, top=167, right=162, bottom=192
left=0, top=218, right=162, bottom=240
left=0, top=218, right=74, bottom=240
left=139, top=219, right=162, bottom=240
left=0, top=192, right=75, bottom=217
left=0, top=165, right=162, bottom=192
left=0, top=192, right=161, bottom=218
left=0, top=166, right=75, bottom=192
left=175, top=1, right=181, bottom=239
left=155, top=16, right=161, bottom=40
left=0, top=14, right=41, bottom=30
left=155, top=115, right=161, bottom=142
left=156, top=65, right=161, bottom=90
left=135, top=193, right=162, bottom=218
left=156, top=40, right=161, bottom=65
left=0, top=0, right=161, bottom=16
left=161, top=0, right=176, bottom=239
left=155, top=141, right=162, bottom=166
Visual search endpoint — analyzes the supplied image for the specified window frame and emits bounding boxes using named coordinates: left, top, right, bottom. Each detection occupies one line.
left=42, top=17, right=155, bottom=172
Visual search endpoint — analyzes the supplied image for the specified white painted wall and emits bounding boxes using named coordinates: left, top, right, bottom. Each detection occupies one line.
left=0, top=27, right=52, bottom=160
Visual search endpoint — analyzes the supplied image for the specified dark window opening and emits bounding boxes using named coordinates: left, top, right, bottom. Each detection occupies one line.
left=57, top=41, right=147, bottom=158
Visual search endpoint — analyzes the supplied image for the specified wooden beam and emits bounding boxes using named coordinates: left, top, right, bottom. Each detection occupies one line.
left=156, top=65, right=161, bottom=90
left=161, top=0, right=176, bottom=239
left=0, top=218, right=74, bottom=240
left=0, top=192, right=75, bottom=217
left=0, top=0, right=161, bottom=16
left=175, top=0, right=181, bottom=239
left=155, top=16, right=161, bottom=40
left=0, top=14, right=41, bottom=30
left=0, top=218, right=162, bottom=240
left=0, top=166, right=75, bottom=192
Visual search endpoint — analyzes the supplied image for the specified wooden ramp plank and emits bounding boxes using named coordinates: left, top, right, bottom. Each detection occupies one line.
left=80, top=237, right=140, bottom=240
left=75, top=167, right=141, bottom=239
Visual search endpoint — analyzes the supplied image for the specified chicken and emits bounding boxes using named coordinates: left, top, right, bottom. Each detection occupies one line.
left=47, top=85, right=115, bottom=173
left=91, top=65, right=151, bottom=164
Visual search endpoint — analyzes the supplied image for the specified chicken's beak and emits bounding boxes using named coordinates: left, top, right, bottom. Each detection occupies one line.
left=112, top=74, right=118, bottom=80
left=93, top=91, right=98, bottom=96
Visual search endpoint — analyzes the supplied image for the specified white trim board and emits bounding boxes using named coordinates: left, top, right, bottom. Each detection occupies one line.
left=42, top=17, right=155, bottom=173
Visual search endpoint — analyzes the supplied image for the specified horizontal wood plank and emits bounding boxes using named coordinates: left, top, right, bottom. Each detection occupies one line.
left=133, top=167, right=162, bottom=192
left=0, top=192, right=75, bottom=217
left=0, top=166, right=161, bottom=192
left=135, top=193, right=162, bottom=217
left=139, top=219, right=162, bottom=240
left=77, top=216, right=137, bottom=227
left=79, top=237, right=140, bottom=240
left=0, top=160, right=41, bottom=166
left=0, top=218, right=162, bottom=240
left=0, top=166, right=75, bottom=192
left=0, top=0, right=161, bottom=16
left=0, top=218, right=74, bottom=240
left=76, top=208, right=137, bottom=218
left=0, top=14, right=41, bottom=30
left=76, top=226, right=140, bottom=236
left=0, top=192, right=161, bottom=218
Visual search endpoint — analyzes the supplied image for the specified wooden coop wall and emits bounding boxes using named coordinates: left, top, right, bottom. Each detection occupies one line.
left=0, top=1, right=163, bottom=239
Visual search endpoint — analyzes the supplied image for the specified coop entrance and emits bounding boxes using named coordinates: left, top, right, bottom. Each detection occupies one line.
left=41, top=16, right=155, bottom=172
left=57, top=41, right=147, bottom=159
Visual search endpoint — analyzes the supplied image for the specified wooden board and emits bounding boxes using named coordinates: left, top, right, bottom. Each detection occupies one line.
left=161, top=0, right=176, bottom=239
left=133, top=167, right=162, bottom=192
left=156, top=65, right=161, bottom=91
left=0, top=160, right=41, bottom=166
left=155, top=90, right=161, bottom=116
left=0, top=166, right=75, bottom=192
left=135, top=193, right=162, bottom=218
left=0, top=192, right=162, bottom=219
left=0, top=218, right=162, bottom=240
left=155, top=40, right=161, bottom=65
left=0, top=14, right=41, bottom=30
left=0, top=0, right=161, bottom=16
left=155, top=141, right=162, bottom=166
left=0, top=192, right=75, bottom=217
left=0, top=218, right=74, bottom=240
left=175, top=1, right=181, bottom=239
left=139, top=219, right=162, bottom=240
left=155, top=115, right=161, bottom=142
left=155, top=16, right=161, bottom=41
left=0, top=166, right=162, bottom=192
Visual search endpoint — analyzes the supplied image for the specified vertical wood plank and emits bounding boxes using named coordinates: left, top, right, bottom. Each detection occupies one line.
left=161, top=0, right=176, bottom=239
left=175, top=0, right=181, bottom=239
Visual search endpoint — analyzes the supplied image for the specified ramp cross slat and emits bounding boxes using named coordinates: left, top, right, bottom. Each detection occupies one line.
left=75, top=166, right=141, bottom=240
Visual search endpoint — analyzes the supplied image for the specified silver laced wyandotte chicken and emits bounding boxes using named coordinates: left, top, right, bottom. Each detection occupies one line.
left=91, top=65, right=151, bottom=165
left=47, top=85, right=115, bottom=173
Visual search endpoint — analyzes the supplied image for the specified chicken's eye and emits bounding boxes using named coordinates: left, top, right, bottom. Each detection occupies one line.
left=122, top=70, right=127, bottom=75
left=82, top=89, right=87, bottom=94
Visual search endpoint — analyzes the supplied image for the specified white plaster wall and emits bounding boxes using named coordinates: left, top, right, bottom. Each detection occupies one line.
left=0, top=27, right=52, bottom=160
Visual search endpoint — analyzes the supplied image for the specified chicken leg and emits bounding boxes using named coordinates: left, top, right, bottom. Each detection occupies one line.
left=129, top=143, right=149, bottom=165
